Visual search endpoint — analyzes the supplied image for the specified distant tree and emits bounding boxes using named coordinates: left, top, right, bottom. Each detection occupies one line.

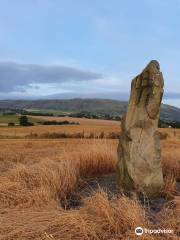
left=158, top=119, right=180, bottom=129
left=42, top=120, right=79, bottom=125
left=3, top=112, right=14, bottom=115
left=19, top=115, right=28, bottom=126
left=19, top=115, right=34, bottom=126
left=115, top=116, right=121, bottom=121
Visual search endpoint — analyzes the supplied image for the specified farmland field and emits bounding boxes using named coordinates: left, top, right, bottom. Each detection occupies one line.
left=0, top=116, right=121, bottom=137
left=0, top=114, right=45, bottom=126
left=0, top=118, right=179, bottom=240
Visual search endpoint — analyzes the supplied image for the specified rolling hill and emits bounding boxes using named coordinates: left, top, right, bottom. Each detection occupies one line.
left=0, top=99, right=179, bottom=122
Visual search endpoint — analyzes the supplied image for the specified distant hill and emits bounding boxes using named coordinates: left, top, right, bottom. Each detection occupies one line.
left=0, top=99, right=179, bottom=122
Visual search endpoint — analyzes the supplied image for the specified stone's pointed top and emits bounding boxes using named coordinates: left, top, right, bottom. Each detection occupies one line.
left=149, top=60, right=160, bottom=70
left=144, top=60, right=161, bottom=74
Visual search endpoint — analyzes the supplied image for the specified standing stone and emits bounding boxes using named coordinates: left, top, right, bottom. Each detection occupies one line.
left=117, top=60, right=164, bottom=198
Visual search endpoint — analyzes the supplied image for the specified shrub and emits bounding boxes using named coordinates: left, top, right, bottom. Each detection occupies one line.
left=158, top=131, right=169, bottom=140
left=19, top=115, right=34, bottom=126
left=42, top=120, right=79, bottom=125
left=99, top=131, right=105, bottom=139
left=8, top=122, right=15, bottom=127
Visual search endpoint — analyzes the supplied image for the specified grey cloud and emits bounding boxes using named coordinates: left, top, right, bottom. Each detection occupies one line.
left=0, top=61, right=103, bottom=93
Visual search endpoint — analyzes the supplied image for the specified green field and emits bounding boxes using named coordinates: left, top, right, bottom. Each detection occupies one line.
left=0, top=114, right=44, bottom=125
left=26, top=108, right=72, bottom=115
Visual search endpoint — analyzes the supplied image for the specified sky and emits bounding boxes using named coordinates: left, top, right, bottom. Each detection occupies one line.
left=0, top=0, right=180, bottom=107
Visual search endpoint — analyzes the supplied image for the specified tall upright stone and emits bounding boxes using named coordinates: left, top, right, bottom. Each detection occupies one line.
left=117, top=60, right=164, bottom=198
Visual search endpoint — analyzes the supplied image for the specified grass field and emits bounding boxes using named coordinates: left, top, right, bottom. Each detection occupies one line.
left=26, top=108, right=72, bottom=115
left=0, top=118, right=179, bottom=239
left=0, top=115, right=179, bottom=138
left=0, top=114, right=45, bottom=126
left=0, top=116, right=121, bottom=137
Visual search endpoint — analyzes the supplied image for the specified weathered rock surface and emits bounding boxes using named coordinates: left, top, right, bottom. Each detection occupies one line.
left=117, top=60, right=164, bottom=198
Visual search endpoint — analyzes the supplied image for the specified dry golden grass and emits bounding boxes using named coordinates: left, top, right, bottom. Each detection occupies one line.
left=0, top=139, right=117, bottom=207
left=0, top=116, right=121, bottom=138
left=0, top=121, right=179, bottom=239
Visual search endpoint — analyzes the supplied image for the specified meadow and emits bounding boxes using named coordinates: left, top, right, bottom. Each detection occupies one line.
left=0, top=117, right=179, bottom=240
left=0, top=114, right=45, bottom=126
